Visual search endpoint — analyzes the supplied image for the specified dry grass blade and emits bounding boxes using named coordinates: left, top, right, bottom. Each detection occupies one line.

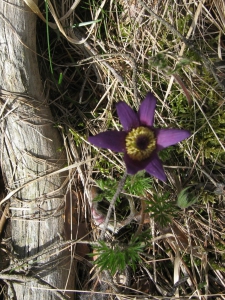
left=0, top=158, right=93, bottom=206
left=0, top=203, right=9, bottom=236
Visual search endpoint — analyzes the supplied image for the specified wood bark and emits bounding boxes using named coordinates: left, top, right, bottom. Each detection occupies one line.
left=0, top=1, right=74, bottom=299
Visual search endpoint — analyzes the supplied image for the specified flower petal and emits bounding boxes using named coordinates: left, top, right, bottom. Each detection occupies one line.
left=116, top=102, right=139, bottom=131
left=145, top=153, right=167, bottom=182
left=155, top=128, right=191, bottom=151
left=124, top=153, right=148, bottom=174
left=88, top=131, right=126, bottom=152
left=138, top=92, right=157, bottom=127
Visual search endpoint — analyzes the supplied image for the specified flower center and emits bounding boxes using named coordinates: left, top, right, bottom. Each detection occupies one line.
left=125, top=126, right=156, bottom=161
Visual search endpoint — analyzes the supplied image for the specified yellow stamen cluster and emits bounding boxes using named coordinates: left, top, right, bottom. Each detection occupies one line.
left=125, top=126, right=156, bottom=161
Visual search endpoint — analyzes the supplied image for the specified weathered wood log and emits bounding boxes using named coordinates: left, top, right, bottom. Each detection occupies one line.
left=0, top=1, right=74, bottom=299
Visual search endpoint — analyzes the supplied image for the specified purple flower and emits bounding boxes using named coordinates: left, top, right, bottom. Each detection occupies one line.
left=88, top=92, right=191, bottom=181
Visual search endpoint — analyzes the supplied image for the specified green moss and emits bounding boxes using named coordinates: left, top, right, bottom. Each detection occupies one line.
left=210, top=262, right=225, bottom=272
left=199, top=190, right=216, bottom=204
left=69, top=128, right=85, bottom=147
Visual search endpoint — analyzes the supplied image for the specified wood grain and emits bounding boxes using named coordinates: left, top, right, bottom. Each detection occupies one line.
left=0, top=1, right=75, bottom=298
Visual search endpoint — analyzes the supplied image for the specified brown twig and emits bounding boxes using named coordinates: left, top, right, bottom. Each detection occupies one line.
left=0, top=202, right=9, bottom=237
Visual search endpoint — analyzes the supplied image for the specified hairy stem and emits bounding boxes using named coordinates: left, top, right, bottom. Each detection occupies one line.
left=100, top=171, right=128, bottom=240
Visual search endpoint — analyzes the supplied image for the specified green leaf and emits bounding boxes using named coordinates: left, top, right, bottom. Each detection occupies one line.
left=177, top=187, right=197, bottom=209
left=124, top=172, right=152, bottom=196
left=91, top=239, right=144, bottom=275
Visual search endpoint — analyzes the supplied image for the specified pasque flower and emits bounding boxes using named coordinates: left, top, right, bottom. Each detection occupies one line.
left=88, top=92, right=190, bottom=181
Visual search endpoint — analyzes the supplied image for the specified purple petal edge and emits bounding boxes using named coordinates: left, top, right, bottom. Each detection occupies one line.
left=88, top=131, right=126, bottom=152
left=155, top=128, right=191, bottom=151
left=123, top=153, right=148, bottom=175
left=145, top=153, right=167, bottom=182
left=116, top=101, right=139, bottom=131
left=138, top=92, right=157, bottom=127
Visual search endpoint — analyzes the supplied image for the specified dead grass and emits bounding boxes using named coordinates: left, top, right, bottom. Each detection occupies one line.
left=11, top=0, right=225, bottom=298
